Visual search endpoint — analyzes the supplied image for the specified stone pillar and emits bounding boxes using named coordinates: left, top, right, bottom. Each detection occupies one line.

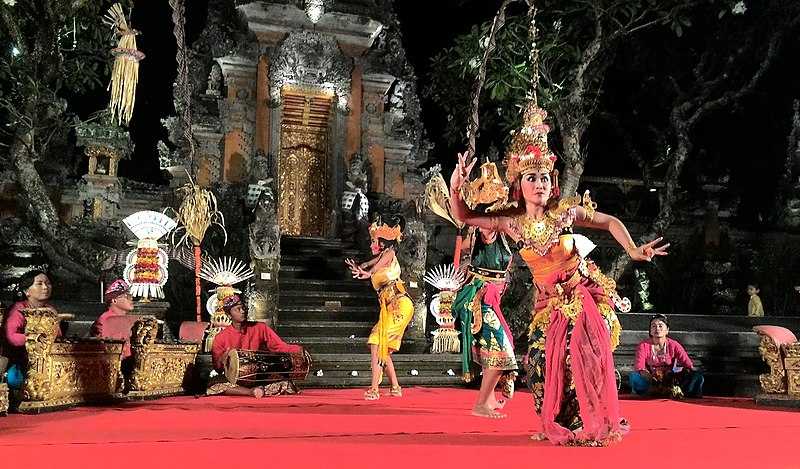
left=192, top=124, right=223, bottom=187
left=255, top=55, right=271, bottom=155
left=219, top=57, right=257, bottom=183
left=361, top=73, right=395, bottom=193
left=346, top=63, right=363, bottom=162
left=384, top=139, right=412, bottom=199
left=251, top=258, right=279, bottom=326
left=401, top=217, right=428, bottom=345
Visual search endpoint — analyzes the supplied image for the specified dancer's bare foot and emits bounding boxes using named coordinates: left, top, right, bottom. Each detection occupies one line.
left=486, top=393, right=506, bottom=410
left=471, top=405, right=506, bottom=419
left=529, top=432, right=547, bottom=441
left=252, top=387, right=265, bottom=399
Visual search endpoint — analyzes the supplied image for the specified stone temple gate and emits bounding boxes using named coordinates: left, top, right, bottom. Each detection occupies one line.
left=164, top=1, right=426, bottom=238
left=153, top=0, right=432, bottom=343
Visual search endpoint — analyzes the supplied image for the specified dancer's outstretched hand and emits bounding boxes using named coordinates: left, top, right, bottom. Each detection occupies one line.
left=628, top=237, right=670, bottom=262
left=450, top=151, right=476, bottom=191
left=352, top=268, right=370, bottom=280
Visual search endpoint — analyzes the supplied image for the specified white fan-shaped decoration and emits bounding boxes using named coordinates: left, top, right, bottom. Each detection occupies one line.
left=123, top=211, right=177, bottom=240
left=199, top=256, right=254, bottom=286
left=573, top=234, right=597, bottom=258
left=424, top=264, right=466, bottom=291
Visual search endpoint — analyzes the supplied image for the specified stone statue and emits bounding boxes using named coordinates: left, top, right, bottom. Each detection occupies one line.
left=205, top=64, right=223, bottom=97
left=345, top=152, right=370, bottom=194
left=341, top=153, right=371, bottom=244
left=248, top=185, right=279, bottom=260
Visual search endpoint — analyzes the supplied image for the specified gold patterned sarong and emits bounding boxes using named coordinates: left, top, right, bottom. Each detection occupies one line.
left=367, top=258, right=413, bottom=364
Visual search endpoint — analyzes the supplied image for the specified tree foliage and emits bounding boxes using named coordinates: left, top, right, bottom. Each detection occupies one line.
left=0, top=0, right=129, bottom=281
left=426, top=0, right=698, bottom=155
left=0, top=0, right=125, bottom=165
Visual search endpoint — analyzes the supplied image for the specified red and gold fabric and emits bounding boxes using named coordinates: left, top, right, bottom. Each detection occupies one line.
left=517, top=197, right=627, bottom=446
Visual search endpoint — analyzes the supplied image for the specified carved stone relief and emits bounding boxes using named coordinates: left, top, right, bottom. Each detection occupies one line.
left=269, top=31, right=353, bottom=111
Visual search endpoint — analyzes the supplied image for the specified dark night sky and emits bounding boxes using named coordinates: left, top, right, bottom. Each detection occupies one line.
left=74, top=0, right=799, bottom=226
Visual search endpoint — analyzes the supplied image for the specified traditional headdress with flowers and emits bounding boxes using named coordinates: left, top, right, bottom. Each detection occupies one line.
left=504, top=101, right=560, bottom=197
left=369, top=218, right=403, bottom=244
left=222, top=294, right=242, bottom=314
left=104, top=279, right=130, bottom=304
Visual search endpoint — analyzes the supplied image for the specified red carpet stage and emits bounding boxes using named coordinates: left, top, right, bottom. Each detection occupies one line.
left=2, top=388, right=799, bottom=469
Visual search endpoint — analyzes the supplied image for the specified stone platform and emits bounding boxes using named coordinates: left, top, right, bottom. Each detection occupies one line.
left=36, top=236, right=800, bottom=396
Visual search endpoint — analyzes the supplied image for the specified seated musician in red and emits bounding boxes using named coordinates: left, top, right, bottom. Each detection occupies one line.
left=90, top=279, right=135, bottom=358
left=208, top=294, right=302, bottom=398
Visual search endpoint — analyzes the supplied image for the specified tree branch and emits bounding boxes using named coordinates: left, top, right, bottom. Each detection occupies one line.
left=687, top=32, right=782, bottom=127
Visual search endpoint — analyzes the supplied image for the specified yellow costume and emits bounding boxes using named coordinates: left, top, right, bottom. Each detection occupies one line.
left=367, top=256, right=413, bottom=364
left=748, top=295, right=764, bottom=317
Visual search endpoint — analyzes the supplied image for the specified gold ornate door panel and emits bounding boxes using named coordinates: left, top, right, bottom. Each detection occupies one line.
left=279, top=89, right=333, bottom=236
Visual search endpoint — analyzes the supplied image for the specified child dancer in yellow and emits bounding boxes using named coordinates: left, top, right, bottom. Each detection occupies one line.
left=346, top=216, right=414, bottom=400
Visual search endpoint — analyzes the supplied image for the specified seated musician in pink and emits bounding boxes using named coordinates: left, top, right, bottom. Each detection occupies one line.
left=207, top=294, right=302, bottom=398
left=90, top=279, right=135, bottom=358
left=1, top=270, right=59, bottom=389
left=629, top=314, right=703, bottom=398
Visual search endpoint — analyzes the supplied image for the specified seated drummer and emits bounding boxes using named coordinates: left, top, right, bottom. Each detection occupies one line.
left=91, top=279, right=135, bottom=359
left=208, top=294, right=303, bottom=398
left=629, top=314, right=704, bottom=399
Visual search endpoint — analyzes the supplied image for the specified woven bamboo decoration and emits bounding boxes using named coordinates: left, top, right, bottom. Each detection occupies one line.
left=104, top=3, right=144, bottom=125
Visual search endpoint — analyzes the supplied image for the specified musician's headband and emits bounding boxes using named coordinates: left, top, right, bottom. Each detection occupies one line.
left=223, top=294, right=243, bottom=314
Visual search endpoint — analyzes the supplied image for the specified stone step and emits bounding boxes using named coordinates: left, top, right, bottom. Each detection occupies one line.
left=301, top=376, right=464, bottom=388
left=278, top=264, right=352, bottom=280
left=279, top=290, right=376, bottom=307
left=60, top=319, right=178, bottom=342
left=283, top=336, right=429, bottom=354
left=276, top=321, right=374, bottom=337
left=617, top=313, right=800, bottom=332
left=279, top=278, right=373, bottom=293
left=278, top=305, right=378, bottom=324
left=280, top=289, right=374, bottom=300
left=303, top=352, right=464, bottom=387
left=279, top=252, right=363, bottom=265
left=50, top=300, right=106, bottom=320
left=617, top=370, right=761, bottom=398
left=283, top=336, right=371, bottom=354
left=281, top=236, right=349, bottom=248
left=616, top=330, right=760, bottom=349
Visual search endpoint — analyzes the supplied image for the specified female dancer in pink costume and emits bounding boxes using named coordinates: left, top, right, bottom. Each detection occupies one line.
left=450, top=102, right=668, bottom=446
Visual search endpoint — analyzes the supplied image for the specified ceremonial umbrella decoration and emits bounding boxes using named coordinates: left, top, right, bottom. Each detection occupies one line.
left=122, top=211, right=177, bottom=300
left=103, top=3, right=144, bottom=126
left=201, top=257, right=254, bottom=349
left=170, top=176, right=227, bottom=322
left=174, top=251, right=254, bottom=349
left=424, top=264, right=466, bottom=354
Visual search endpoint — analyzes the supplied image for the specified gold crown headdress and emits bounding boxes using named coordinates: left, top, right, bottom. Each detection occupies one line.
left=369, top=219, right=402, bottom=243
left=504, top=101, right=558, bottom=182
left=460, top=159, right=512, bottom=211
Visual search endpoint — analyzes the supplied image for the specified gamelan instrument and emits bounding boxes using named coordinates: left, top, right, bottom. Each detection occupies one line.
left=224, top=348, right=312, bottom=386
